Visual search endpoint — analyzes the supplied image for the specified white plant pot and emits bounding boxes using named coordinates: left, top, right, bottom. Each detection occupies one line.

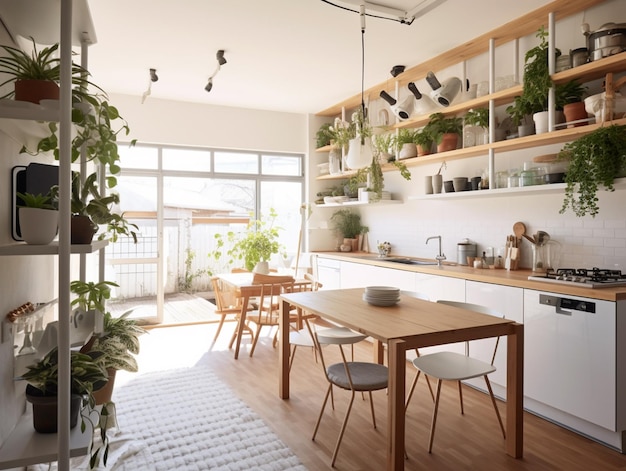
left=253, top=261, right=270, bottom=274
left=19, top=207, right=58, bottom=244
left=399, top=143, right=417, bottom=160
left=533, top=111, right=550, bottom=134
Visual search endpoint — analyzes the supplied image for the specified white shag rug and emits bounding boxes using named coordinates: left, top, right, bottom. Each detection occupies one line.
left=30, top=366, right=307, bottom=471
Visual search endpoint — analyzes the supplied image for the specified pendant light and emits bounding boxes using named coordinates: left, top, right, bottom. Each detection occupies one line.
left=346, top=4, right=373, bottom=170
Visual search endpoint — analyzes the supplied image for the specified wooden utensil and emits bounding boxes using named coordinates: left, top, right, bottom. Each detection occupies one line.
left=513, top=222, right=525, bottom=243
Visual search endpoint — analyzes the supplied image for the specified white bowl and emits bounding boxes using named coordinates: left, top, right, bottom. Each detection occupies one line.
left=584, top=92, right=626, bottom=122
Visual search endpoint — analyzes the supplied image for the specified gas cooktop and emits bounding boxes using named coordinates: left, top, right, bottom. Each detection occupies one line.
left=528, top=268, right=626, bottom=288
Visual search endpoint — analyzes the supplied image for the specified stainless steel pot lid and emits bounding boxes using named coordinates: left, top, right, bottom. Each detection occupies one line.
left=589, top=22, right=626, bottom=37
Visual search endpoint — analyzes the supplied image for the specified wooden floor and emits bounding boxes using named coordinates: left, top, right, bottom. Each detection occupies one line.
left=119, top=318, right=626, bottom=471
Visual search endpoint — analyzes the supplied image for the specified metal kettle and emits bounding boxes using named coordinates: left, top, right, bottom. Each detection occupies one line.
left=457, top=238, right=477, bottom=265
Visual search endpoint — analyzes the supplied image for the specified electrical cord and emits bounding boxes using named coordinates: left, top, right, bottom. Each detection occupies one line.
left=320, top=0, right=415, bottom=25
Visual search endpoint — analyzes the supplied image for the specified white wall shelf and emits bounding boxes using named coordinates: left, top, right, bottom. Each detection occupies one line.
left=0, top=410, right=91, bottom=470
left=408, top=178, right=626, bottom=200
left=0, top=240, right=108, bottom=256
left=316, top=199, right=402, bottom=207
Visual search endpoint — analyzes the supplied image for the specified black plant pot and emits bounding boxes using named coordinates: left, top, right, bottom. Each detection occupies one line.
left=25, top=384, right=82, bottom=433
left=71, top=215, right=97, bottom=244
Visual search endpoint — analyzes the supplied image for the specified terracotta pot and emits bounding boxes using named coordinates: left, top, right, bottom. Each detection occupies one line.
left=14, top=79, right=60, bottom=104
left=563, top=102, right=589, bottom=127
left=71, top=215, right=97, bottom=244
left=436, top=133, right=459, bottom=153
left=92, top=368, right=117, bottom=405
left=417, top=143, right=432, bottom=156
left=26, top=385, right=82, bottom=433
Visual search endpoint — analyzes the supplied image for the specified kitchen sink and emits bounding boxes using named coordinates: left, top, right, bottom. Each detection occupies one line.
left=359, top=255, right=439, bottom=265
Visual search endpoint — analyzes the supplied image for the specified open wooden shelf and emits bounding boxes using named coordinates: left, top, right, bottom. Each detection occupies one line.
left=0, top=240, right=109, bottom=256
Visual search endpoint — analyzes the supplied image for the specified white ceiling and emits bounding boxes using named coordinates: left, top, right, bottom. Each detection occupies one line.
left=84, top=0, right=552, bottom=114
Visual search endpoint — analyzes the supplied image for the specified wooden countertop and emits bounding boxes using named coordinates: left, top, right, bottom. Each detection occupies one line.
left=316, top=252, right=626, bottom=302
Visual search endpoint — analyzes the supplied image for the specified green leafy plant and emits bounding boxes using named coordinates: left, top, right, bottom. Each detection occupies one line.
left=330, top=208, right=367, bottom=239
left=0, top=38, right=98, bottom=98
left=21, top=347, right=111, bottom=468
left=178, top=248, right=205, bottom=293
left=521, top=26, right=560, bottom=114
left=316, top=122, right=334, bottom=148
left=89, top=311, right=146, bottom=373
left=506, top=95, right=534, bottom=127
left=16, top=191, right=57, bottom=210
left=54, top=171, right=138, bottom=243
left=70, top=280, right=119, bottom=313
left=392, top=128, right=417, bottom=152
left=209, top=208, right=286, bottom=272
left=464, top=108, right=489, bottom=128
left=425, top=112, right=462, bottom=144
left=413, top=127, right=434, bottom=149
left=329, top=117, right=355, bottom=151
left=555, top=79, right=587, bottom=108
left=372, top=132, right=394, bottom=158
left=392, top=160, right=412, bottom=180
left=559, top=124, right=626, bottom=217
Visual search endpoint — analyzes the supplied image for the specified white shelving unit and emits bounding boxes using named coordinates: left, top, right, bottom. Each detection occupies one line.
left=316, top=199, right=402, bottom=207
left=0, top=240, right=108, bottom=256
left=0, top=2, right=97, bottom=470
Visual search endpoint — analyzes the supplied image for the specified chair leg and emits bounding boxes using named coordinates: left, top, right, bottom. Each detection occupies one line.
left=405, top=370, right=421, bottom=410
left=368, top=391, right=377, bottom=429
left=249, top=325, right=263, bottom=357
left=289, top=345, right=297, bottom=372
left=457, top=380, right=464, bottom=415
left=331, top=390, right=356, bottom=467
left=212, top=315, right=226, bottom=343
left=484, top=375, right=506, bottom=439
left=312, top=384, right=333, bottom=441
left=428, top=379, right=443, bottom=453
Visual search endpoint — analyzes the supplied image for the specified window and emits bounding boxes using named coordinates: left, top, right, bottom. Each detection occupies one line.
left=108, top=144, right=304, bottom=299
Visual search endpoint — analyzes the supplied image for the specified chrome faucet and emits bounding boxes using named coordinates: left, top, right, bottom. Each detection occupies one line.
left=426, top=235, right=446, bottom=266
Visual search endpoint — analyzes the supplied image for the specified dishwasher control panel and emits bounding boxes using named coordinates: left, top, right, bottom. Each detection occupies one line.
left=539, top=294, right=596, bottom=313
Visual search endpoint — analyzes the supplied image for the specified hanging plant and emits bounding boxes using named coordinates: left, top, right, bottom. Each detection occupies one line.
left=559, top=124, right=626, bottom=217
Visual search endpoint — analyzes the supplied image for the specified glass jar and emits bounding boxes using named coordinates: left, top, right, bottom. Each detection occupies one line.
left=328, top=147, right=342, bottom=175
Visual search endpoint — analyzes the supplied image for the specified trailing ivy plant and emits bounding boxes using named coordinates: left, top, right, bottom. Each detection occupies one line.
left=559, top=124, right=626, bottom=217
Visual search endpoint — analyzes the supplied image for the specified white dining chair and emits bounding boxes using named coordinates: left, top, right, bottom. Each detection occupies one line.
left=312, top=328, right=388, bottom=467
left=406, top=300, right=506, bottom=453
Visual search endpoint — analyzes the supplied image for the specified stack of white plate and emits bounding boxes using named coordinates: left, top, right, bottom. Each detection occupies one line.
left=381, top=191, right=391, bottom=200
left=363, top=286, right=400, bottom=306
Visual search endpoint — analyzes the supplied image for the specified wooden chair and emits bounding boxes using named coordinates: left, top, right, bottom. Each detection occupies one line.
left=245, top=273, right=295, bottom=357
left=406, top=300, right=506, bottom=453
left=210, top=276, right=253, bottom=344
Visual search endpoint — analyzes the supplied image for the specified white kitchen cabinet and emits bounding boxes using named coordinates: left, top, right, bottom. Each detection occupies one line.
left=316, top=257, right=341, bottom=290
left=524, top=289, right=626, bottom=451
left=464, top=281, right=524, bottom=397
left=414, top=272, right=465, bottom=303
left=340, top=261, right=416, bottom=290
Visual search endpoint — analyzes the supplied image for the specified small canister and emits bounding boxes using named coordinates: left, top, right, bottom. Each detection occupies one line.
left=457, top=238, right=477, bottom=265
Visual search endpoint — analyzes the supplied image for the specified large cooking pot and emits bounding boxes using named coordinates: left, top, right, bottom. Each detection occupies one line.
left=585, top=22, right=626, bottom=61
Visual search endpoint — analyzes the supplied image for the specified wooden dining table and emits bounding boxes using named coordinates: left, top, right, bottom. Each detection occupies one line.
left=278, top=288, right=524, bottom=471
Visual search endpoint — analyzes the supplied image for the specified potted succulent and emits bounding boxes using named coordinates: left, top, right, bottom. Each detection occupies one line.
left=425, top=112, right=462, bottom=152
left=558, top=124, right=626, bottom=217
left=330, top=208, right=367, bottom=252
left=16, top=191, right=59, bottom=245
left=210, top=208, right=286, bottom=273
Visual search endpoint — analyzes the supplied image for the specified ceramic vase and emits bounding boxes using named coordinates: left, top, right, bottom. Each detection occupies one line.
left=424, top=176, right=433, bottom=194
left=432, top=174, right=443, bottom=194
left=19, top=208, right=58, bottom=244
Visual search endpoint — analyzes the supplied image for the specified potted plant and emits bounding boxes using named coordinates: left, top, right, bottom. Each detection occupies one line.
left=425, top=112, right=462, bottom=152
left=53, top=171, right=138, bottom=244
left=463, top=108, right=489, bottom=147
left=20, top=347, right=113, bottom=467
left=16, top=191, right=59, bottom=245
left=71, top=279, right=146, bottom=403
left=316, top=122, right=334, bottom=149
left=372, top=132, right=394, bottom=163
left=393, top=128, right=417, bottom=159
left=558, top=124, right=626, bottom=217
left=330, top=208, right=367, bottom=252
left=413, top=127, right=434, bottom=156
left=506, top=95, right=535, bottom=137
left=210, top=208, right=286, bottom=273
left=556, top=80, right=588, bottom=127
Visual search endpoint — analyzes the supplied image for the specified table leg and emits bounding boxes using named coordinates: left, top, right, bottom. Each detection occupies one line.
left=233, top=296, right=250, bottom=360
left=373, top=340, right=385, bottom=364
left=387, top=339, right=406, bottom=471
left=279, top=298, right=290, bottom=399
left=506, top=323, right=524, bottom=458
